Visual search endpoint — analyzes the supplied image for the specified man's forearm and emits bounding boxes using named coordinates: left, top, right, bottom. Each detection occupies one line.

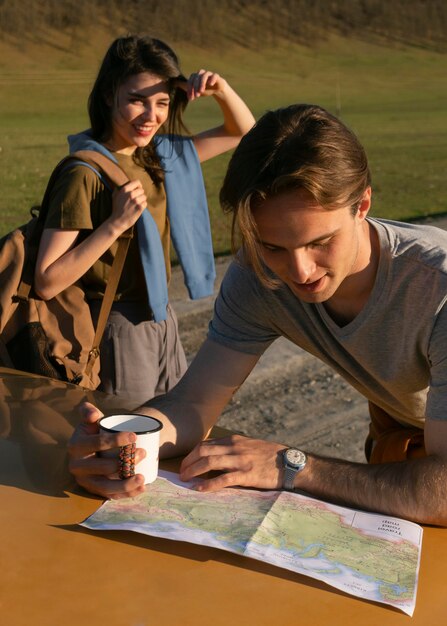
left=297, top=453, right=447, bottom=526
left=140, top=394, right=216, bottom=459
left=138, top=339, right=261, bottom=459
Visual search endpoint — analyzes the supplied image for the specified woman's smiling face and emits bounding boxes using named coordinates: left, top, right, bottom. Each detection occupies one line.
left=108, top=72, right=171, bottom=154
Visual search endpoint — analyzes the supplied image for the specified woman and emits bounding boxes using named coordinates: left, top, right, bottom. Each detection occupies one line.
left=34, top=35, right=255, bottom=406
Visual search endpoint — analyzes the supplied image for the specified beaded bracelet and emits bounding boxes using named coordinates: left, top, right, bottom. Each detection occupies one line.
left=118, top=442, right=136, bottom=479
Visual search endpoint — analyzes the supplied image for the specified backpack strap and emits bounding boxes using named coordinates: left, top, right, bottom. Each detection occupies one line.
left=83, top=226, right=134, bottom=381
left=70, top=150, right=129, bottom=188
left=68, top=152, right=135, bottom=380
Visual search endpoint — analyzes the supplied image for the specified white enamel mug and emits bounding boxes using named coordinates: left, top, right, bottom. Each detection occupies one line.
left=98, top=414, right=163, bottom=484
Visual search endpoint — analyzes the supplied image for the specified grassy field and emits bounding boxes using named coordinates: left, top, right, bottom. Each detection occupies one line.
left=0, top=33, right=446, bottom=253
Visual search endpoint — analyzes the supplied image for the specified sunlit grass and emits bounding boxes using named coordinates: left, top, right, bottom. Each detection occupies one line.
left=0, top=35, right=446, bottom=251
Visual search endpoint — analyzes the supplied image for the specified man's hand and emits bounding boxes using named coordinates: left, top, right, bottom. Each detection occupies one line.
left=68, top=402, right=146, bottom=499
left=179, top=435, right=286, bottom=492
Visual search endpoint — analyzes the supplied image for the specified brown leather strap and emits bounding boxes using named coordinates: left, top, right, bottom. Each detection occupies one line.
left=71, top=150, right=129, bottom=188
left=83, top=228, right=134, bottom=379
left=366, top=402, right=425, bottom=464
left=68, top=151, right=133, bottom=379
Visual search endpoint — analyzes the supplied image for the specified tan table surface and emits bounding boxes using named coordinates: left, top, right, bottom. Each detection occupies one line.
left=0, top=367, right=446, bottom=626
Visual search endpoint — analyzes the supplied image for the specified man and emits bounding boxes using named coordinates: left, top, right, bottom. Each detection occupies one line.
left=69, top=104, right=447, bottom=526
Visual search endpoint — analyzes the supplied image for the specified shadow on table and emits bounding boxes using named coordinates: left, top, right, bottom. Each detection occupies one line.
left=0, top=368, right=134, bottom=496
left=53, top=520, right=402, bottom=615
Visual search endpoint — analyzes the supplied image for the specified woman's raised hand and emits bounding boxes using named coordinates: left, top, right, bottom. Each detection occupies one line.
left=175, top=69, right=255, bottom=163
left=182, top=69, right=228, bottom=102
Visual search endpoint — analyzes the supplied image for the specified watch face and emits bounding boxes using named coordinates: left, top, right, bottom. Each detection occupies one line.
left=285, top=448, right=306, bottom=468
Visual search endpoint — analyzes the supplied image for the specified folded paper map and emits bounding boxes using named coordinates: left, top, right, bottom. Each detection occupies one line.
left=81, top=470, right=422, bottom=616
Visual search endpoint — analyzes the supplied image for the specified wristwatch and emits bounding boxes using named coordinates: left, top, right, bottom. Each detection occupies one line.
left=282, top=448, right=307, bottom=491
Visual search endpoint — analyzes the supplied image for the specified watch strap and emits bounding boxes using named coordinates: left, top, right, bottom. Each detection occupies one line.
left=283, top=465, right=298, bottom=491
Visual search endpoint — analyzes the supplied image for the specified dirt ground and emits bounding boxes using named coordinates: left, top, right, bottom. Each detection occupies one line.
left=170, top=215, right=447, bottom=463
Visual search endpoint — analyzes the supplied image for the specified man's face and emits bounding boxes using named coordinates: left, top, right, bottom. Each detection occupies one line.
left=252, top=187, right=372, bottom=306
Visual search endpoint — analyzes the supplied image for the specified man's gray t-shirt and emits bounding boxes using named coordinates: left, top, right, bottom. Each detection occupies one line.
left=208, top=218, right=447, bottom=428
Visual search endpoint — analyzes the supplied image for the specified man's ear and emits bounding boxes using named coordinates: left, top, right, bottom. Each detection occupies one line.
left=357, top=187, right=372, bottom=221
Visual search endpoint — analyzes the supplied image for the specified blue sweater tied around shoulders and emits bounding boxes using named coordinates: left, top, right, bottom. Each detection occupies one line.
left=68, top=131, right=216, bottom=322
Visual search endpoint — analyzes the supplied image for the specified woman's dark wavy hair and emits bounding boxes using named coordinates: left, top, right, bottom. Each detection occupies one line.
left=88, top=35, right=189, bottom=185
left=220, top=103, right=371, bottom=287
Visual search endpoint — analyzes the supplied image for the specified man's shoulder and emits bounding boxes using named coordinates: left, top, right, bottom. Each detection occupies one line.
left=371, top=216, right=447, bottom=245
left=223, top=255, right=268, bottom=290
left=371, top=217, right=447, bottom=272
